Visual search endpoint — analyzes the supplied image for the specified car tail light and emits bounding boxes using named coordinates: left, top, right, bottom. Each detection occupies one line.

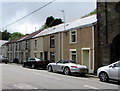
left=71, top=66, right=78, bottom=68
left=38, top=61, right=43, bottom=63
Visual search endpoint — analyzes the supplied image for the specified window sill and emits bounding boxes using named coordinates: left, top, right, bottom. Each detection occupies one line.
left=69, top=42, right=77, bottom=44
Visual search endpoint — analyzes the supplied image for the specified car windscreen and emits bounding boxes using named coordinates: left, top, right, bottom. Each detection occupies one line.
left=36, top=58, right=45, bottom=61
left=69, top=60, right=76, bottom=64
left=63, top=60, right=76, bottom=64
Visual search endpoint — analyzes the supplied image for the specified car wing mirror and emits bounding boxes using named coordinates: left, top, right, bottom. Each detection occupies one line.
left=109, top=65, right=114, bottom=68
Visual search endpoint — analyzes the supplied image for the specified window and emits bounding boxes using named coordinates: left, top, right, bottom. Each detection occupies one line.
left=35, top=40, right=37, bottom=47
left=10, top=44, right=12, bottom=51
left=34, top=53, right=37, bottom=58
left=19, top=42, right=21, bottom=50
left=26, top=53, right=28, bottom=60
left=70, top=30, right=77, bottom=43
left=15, top=43, right=17, bottom=51
left=50, top=52, right=55, bottom=62
left=10, top=53, right=12, bottom=60
left=57, top=60, right=63, bottom=64
left=40, top=52, right=43, bottom=59
left=70, top=50, right=77, bottom=62
left=25, top=41, right=28, bottom=50
left=7, top=45, right=9, bottom=51
left=50, top=36, right=55, bottom=48
left=114, top=62, right=120, bottom=67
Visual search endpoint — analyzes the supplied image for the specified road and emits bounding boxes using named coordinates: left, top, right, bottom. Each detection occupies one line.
left=0, top=63, right=119, bottom=90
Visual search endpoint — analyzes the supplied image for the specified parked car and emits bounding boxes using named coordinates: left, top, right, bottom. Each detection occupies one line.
left=0, top=55, right=9, bottom=64
left=47, top=60, right=88, bottom=76
left=22, top=57, right=51, bottom=69
left=97, top=61, right=120, bottom=82
left=13, top=58, right=19, bottom=63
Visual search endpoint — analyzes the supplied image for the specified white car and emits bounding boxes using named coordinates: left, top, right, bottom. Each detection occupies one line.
left=0, top=55, right=9, bottom=64
left=97, top=61, right=120, bottom=82
left=47, top=60, right=88, bottom=76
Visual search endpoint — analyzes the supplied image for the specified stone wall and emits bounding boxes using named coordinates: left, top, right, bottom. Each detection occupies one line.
left=97, top=1, right=120, bottom=67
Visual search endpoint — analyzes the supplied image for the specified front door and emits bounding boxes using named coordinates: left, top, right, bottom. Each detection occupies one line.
left=82, top=50, right=90, bottom=72
left=44, top=52, right=48, bottom=60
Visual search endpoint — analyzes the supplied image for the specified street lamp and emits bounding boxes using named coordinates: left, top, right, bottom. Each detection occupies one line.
left=59, top=10, right=65, bottom=30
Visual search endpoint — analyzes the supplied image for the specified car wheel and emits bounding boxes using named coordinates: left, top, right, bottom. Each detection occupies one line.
left=31, top=64, right=35, bottom=69
left=99, top=72, right=109, bottom=82
left=64, top=67, right=71, bottom=75
left=22, top=63, right=25, bottom=67
left=48, top=66, right=53, bottom=72
left=5, top=62, right=8, bottom=64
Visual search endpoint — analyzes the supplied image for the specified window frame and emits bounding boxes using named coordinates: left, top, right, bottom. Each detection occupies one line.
left=69, top=30, right=77, bottom=44
left=50, top=35, right=55, bottom=48
left=69, top=49, right=77, bottom=62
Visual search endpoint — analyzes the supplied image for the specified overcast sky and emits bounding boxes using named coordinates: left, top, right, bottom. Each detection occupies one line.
left=0, top=0, right=96, bottom=34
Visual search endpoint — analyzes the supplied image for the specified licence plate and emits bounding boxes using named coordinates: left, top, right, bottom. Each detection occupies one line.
left=80, top=69, right=87, bottom=72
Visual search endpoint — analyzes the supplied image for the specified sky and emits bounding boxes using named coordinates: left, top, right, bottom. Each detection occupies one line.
left=0, top=0, right=96, bottom=34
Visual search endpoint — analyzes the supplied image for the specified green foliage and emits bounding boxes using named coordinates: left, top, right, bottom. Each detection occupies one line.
left=81, top=9, right=96, bottom=18
left=41, top=16, right=63, bottom=29
left=10, top=32, right=24, bottom=40
left=2, top=30, right=11, bottom=40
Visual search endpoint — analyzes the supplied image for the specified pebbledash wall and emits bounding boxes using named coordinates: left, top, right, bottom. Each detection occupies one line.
left=97, top=1, right=120, bottom=67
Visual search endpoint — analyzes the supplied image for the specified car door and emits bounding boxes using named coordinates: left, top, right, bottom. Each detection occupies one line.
left=109, top=62, right=120, bottom=80
left=53, top=60, right=63, bottom=72
left=27, top=58, right=32, bottom=66
left=30, top=58, right=36, bottom=65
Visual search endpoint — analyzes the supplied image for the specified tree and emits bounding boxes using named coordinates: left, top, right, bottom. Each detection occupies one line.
left=81, top=9, right=96, bottom=18
left=41, top=16, right=63, bottom=29
left=2, top=30, right=11, bottom=40
left=10, top=32, right=24, bottom=40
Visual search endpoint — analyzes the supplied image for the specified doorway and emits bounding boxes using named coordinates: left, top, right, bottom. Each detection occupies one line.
left=111, top=34, right=120, bottom=63
left=44, top=52, right=48, bottom=60
left=82, top=49, right=90, bottom=71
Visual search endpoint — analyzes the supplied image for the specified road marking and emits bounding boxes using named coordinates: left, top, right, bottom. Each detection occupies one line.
left=84, top=85, right=99, bottom=89
left=33, top=72, right=61, bottom=80
left=99, top=82, right=118, bottom=87
left=14, top=83, right=37, bottom=89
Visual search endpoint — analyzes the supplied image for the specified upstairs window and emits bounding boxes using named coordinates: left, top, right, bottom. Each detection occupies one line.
left=35, top=40, right=37, bottom=48
left=70, top=30, right=77, bottom=44
left=25, top=41, right=28, bottom=50
left=50, top=36, right=55, bottom=48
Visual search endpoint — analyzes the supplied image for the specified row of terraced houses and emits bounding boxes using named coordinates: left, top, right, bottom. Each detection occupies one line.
left=2, top=14, right=98, bottom=73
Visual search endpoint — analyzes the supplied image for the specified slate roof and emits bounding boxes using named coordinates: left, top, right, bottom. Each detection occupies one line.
left=33, top=14, right=97, bottom=38
left=5, top=14, right=97, bottom=44
left=6, top=29, right=42, bottom=44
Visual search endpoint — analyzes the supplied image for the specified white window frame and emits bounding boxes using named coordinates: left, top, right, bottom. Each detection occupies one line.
left=50, top=35, right=55, bottom=48
left=69, top=49, right=77, bottom=62
left=69, top=30, right=77, bottom=44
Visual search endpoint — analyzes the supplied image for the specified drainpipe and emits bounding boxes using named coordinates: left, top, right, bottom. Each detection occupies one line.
left=92, top=25, right=95, bottom=73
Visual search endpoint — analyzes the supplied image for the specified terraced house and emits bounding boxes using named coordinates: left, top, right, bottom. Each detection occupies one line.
left=30, top=14, right=97, bottom=73
left=2, top=14, right=97, bottom=73
left=3, top=30, right=42, bottom=63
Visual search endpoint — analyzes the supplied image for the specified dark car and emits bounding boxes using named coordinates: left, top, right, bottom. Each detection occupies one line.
left=0, top=55, right=9, bottom=64
left=22, top=57, right=50, bottom=69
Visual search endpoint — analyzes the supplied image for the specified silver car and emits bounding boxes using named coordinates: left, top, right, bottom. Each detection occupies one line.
left=97, top=61, right=120, bottom=82
left=0, top=55, right=9, bottom=64
left=47, top=60, right=88, bottom=76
